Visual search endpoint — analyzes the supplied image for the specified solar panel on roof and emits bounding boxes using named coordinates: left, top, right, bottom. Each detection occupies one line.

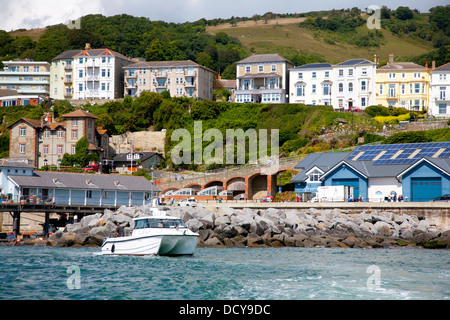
left=350, top=142, right=449, bottom=165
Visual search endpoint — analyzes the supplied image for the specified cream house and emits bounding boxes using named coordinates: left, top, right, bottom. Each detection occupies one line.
left=123, top=60, right=213, bottom=100
left=376, top=54, right=429, bottom=111
left=235, top=54, right=294, bottom=103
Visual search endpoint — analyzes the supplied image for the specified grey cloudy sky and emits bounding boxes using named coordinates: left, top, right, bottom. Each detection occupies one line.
left=0, top=0, right=448, bottom=31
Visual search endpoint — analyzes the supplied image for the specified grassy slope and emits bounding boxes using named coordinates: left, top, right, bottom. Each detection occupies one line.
left=206, top=16, right=434, bottom=64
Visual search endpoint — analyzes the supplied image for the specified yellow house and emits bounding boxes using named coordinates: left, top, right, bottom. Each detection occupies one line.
left=376, top=54, right=429, bottom=111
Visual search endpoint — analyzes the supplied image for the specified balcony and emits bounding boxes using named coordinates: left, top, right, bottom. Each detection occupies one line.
left=184, top=80, right=196, bottom=87
left=125, top=81, right=136, bottom=89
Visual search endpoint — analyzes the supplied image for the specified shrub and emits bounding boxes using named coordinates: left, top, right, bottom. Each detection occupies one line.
left=373, top=115, right=400, bottom=125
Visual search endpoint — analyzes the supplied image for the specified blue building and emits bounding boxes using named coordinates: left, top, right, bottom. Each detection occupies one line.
left=291, top=142, right=450, bottom=202
left=0, top=160, right=159, bottom=206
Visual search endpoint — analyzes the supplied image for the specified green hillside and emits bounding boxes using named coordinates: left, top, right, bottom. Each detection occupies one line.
left=206, top=6, right=449, bottom=68
left=1, top=6, right=449, bottom=77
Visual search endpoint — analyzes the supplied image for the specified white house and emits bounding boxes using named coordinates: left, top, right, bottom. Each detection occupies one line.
left=72, top=47, right=134, bottom=100
left=332, top=59, right=377, bottom=110
left=288, top=63, right=333, bottom=105
left=48, top=44, right=134, bottom=101
left=429, top=62, right=450, bottom=118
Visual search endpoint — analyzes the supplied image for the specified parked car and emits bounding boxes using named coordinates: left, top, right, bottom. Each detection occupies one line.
left=431, top=194, right=450, bottom=202
left=82, top=164, right=99, bottom=172
left=177, top=198, right=197, bottom=207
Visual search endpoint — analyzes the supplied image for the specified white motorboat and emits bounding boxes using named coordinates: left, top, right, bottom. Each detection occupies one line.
left=98, top=206, right=199, bottom=256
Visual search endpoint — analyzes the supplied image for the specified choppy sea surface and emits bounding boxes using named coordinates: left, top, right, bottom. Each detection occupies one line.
left=0, top=246, right=448, bottom=300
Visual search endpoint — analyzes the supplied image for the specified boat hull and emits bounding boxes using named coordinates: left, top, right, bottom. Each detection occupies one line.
left=100, top=234, right=199, bottom=256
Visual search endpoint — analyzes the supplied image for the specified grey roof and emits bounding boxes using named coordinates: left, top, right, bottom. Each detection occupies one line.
left=432, top=62, right=450, bottom=72
left=0, top=159, right=34, bottom=169
left=335, top=59, right=374, bottom=66
left=291, top=141, right=450, bottom=183
left=52, top=50, right=83, bottom=61
left=291, top=63, right=333, bottom=70
left=9, top=172, right=159, bottom=192
left=237, top=54, right=292, bottom=65
left=124, top=60, right=214, bottom=72
left=125, top=60, right=199, bottom=68
left=378, top=62, right=427, bottom=71
left=291, top=152, right=350, bottom=182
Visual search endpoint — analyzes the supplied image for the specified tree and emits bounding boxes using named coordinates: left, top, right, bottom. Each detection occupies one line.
left=75, top=137, right=89, bottom=167
left=393, top=6, right=414, bottom=20
left=429, top=6, right=450, bottom=36
left=195, top=52, right=214, bottom=69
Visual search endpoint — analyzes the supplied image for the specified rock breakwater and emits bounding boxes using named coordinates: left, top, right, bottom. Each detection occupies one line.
left=12, top=205, right=450, bottom=249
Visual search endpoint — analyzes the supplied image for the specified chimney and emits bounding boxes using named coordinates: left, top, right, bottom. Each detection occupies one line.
left=47, top=113, right=52, bottom=123
left=432, top=61, right=436, bottom=69
left=388, top=53, right=394, bottom=64
left=85, top=43, right=91, bottom=50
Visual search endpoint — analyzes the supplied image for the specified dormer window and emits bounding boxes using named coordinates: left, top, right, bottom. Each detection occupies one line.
left=52, top=178, right=61, bottom=184
left=309, top=169, right=321, bottom=182
left=114, top=181, right=121, bottom=186
left=86, top=179, right=92, bottom=185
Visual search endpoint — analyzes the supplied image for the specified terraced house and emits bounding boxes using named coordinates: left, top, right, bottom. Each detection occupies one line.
left=235, top=54, right=294, bottom=103
left=332, top=58, right=377, bottom=110
left=123, top=60, right=214, bottom=100
left=429, top=62, right=450, bottom=118
left=376, top=54, right=429, bottom=111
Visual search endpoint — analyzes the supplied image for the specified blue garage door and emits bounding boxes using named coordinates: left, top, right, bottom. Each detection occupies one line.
left=411, top=177, right=442, bottom=202
left=332, top=178, right=359, bottom=198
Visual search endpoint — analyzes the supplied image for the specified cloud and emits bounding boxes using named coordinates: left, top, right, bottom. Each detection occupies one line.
left=0, top=0, right=105, bottom=31
left=0, top=0, right=448, bottom=31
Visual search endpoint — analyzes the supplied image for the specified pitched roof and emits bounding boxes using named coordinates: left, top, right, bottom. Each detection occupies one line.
left=335, top=59, right=374, bottom=66
left=0, top=159, right=34, bottom=169
left=291, top=141, right=450, bottom=183
left=291, top=63, right=333, bottom=70
left=62, top=110, right=98, bottom=119
left=0, top=89, right=19, bottom=97
left=7, top=117, right=41, bottom=129
left=52, top=48, right=133, bottom=62
left=378, top=62, right=427, bottom=71
left=73, top=48, right=133, bottom=62
left=291, top=152, right=350, bottom=182
left=431, top=62, right=450, bottom=72
left=237, top=54, right=292, bottom=65
left=9, top=171, right=160, bottom=192
left=52, top=50, right=83, bottom=61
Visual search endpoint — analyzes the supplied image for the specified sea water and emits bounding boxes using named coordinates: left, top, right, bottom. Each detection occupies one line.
left=0, top=246, right=448, bottom=300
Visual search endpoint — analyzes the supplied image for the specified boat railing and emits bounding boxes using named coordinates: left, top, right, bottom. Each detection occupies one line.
left=107, top=230, right=132, bottom=238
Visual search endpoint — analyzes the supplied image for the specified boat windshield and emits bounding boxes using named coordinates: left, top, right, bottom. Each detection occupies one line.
left=134, top=218, right=187, bottom=229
